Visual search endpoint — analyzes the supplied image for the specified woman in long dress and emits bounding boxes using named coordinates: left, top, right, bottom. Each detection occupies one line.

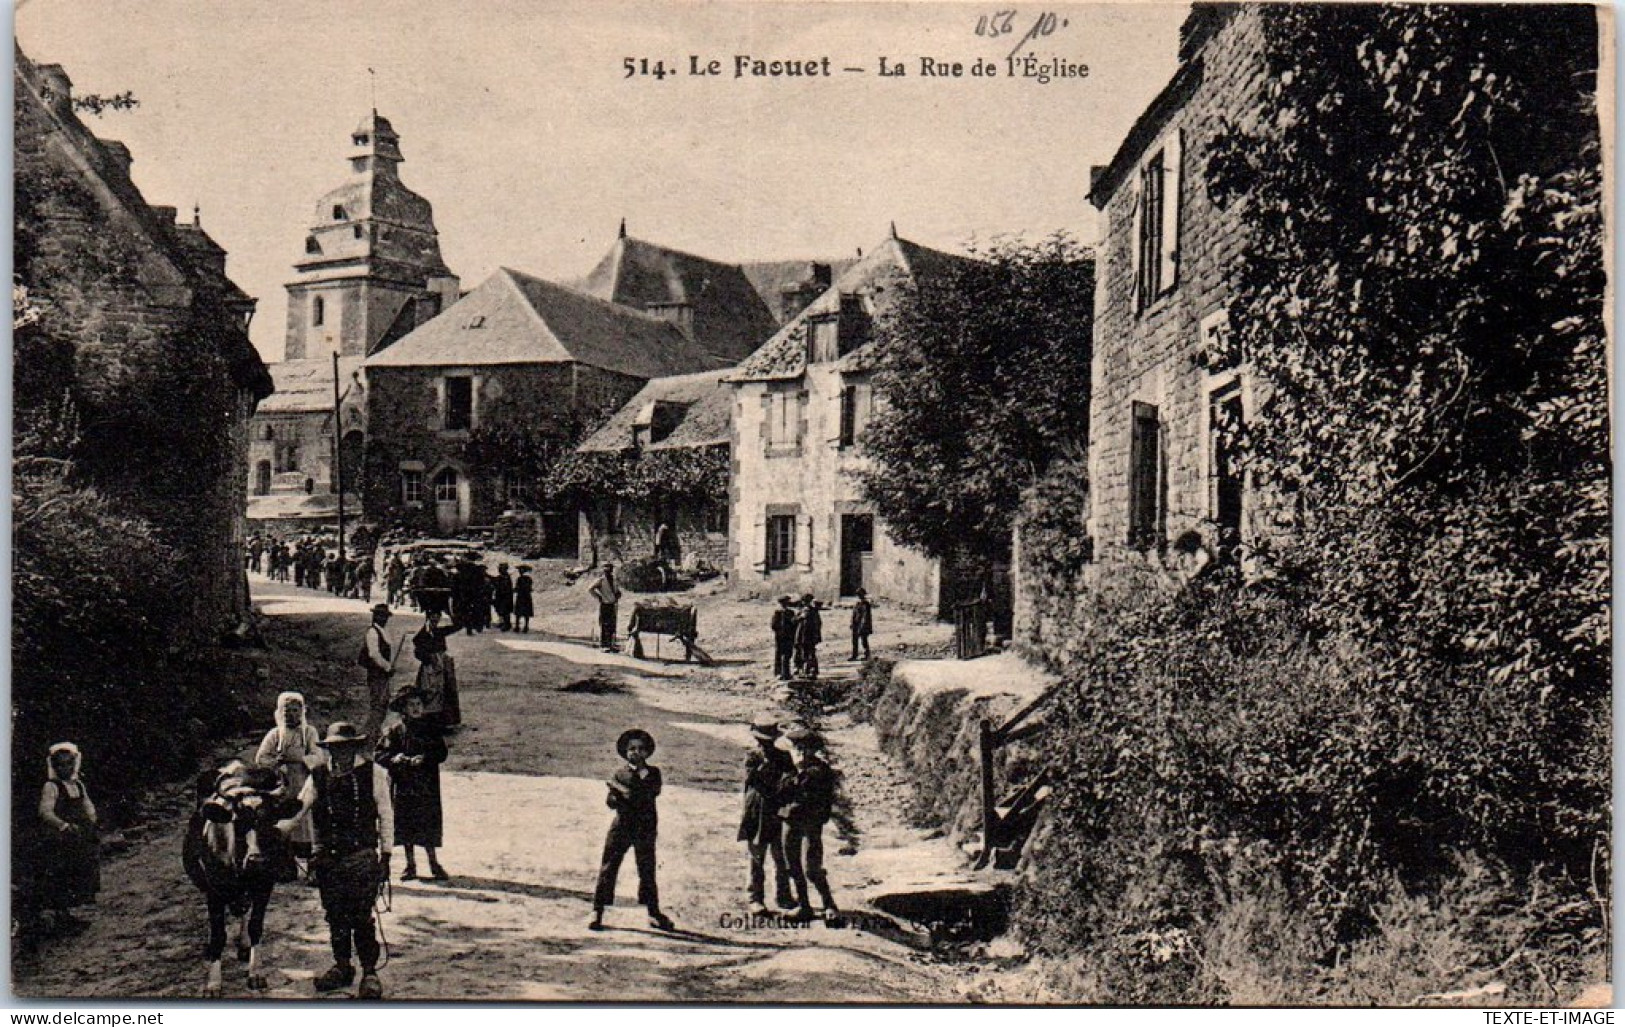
left=253, top=691, right=323, bottom=858
left=35, top=742, right=99, bottom=930
left=413, top=609, right=462, bottom=727
left=375, top=689, right=450, bottom=880
left=513, top=565, right=535, bottom=633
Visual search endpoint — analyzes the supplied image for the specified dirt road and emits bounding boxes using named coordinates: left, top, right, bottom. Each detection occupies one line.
left=13, top=576, right=973, bottom=1002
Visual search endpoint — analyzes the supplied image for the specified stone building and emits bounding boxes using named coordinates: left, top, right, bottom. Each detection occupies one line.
left=362, top=267, right=726, bottom=535
left=283, top=111, right=460, bottom=361
left=725, top=230, right=978, bottom=612
left=1081, top=4, right=1267, bottom=568
left=575, top=369, right=733, bottom=569
left=244, top=356, right=364, bottom=530
left=14, top=49, right=273, bottom=626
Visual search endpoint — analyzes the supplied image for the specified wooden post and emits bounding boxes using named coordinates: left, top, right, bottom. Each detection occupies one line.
left=977, top=718, right=997, bottom=869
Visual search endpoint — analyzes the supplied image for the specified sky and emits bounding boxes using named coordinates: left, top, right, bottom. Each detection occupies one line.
left=15, top=0, right=1188, bottom=363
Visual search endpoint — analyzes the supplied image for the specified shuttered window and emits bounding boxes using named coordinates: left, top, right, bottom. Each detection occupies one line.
left=1133, top=131, right=1182, bottom=313
left=1128, top=401, right=1163, bottom=550
left=767, top=515, right=796, bottom=570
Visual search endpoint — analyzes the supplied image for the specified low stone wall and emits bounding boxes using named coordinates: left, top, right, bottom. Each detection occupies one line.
left=866, top=654, right=1057, bottom=847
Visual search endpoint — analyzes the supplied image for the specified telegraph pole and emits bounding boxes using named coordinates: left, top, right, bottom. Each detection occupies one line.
left=333, top=350, right=346, bottom=558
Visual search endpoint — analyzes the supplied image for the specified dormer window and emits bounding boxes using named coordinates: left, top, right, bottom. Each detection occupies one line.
left=807, top=316, right=839, bottom=362
left=332, top=205, right=348, bottom=221
left=304, top=235, right=321, bottom=255
left=353, top=134, right=369, bottom=146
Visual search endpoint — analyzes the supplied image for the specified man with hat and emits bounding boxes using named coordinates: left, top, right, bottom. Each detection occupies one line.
left=779, top=724, right=839, bottom=922
left=770, top=597, right=797, bottom=682
left=589, top=727, right=674, bottom=931
left=278, top=722, right=393, bottom=999
left=590, top=564, right=622, bottom=653
left=850, top=588, right=874, bottom=661
left=359, top=604, right=397, bottom=741
left=739, top=714, right=796, bottom=914
left=793, top=594, right=823, bottom=680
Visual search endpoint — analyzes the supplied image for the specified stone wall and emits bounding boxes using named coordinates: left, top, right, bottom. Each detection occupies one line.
left=363, top=362, right=644, bottom=531
left=578, top=499, right=730, bottom=571
left=1084, top=7, right=1265, bottom=568
left=14, top=65, right=267, bottom=631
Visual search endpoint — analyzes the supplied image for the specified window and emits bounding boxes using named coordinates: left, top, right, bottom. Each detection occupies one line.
left=401, top=469, right=424, bottom=505
left=260, top=424, right=275, bottom=441
left=1131, top=131, right=1182, bottom=313
left=838, top=384, right=871, bottom=448
left=808, top=317, right=839, bottom=363
left=504, top=471, right=532, bottom=506
left=332, top=205, right=348, bottom=221
left=312, top=295, right=325, bottom=327
left=274, top=441, right=301, bottom=473
left=766, top=514, right=796, bottom=570
left=443, top=376, right=473, bottom=431
left=1208, top=383, right=1245, bottom=553
left=837, top=293, right=871, bottom=356
left=433, top=468, right=459, bottom=503
left=304, top=235, right=320, bottom=255
left=704, top=502, right=728, bottom=535
left=766, top=390, right=803, bottom=450
left=353, top=133, right=369, bottom=147
left=352, top=225, right=364, bottom=240
left=1128, top=401, right=1164, bottom=550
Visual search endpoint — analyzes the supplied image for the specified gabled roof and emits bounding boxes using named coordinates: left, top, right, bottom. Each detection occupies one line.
left=578, top=369, right=732, bottom=453
left=258, top=357, right=364, bottom=414
left=365, top=267, right=727, bottom=379
left=578, top=235, right=780, bottom=363
left=727, top=235, right=978, bottom=383
left=14, top=48, right=271, bottom=398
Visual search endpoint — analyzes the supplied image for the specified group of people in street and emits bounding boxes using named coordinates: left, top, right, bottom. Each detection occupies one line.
left=771, top=589, right=872, bottom=681
left=248, top=686, right=452, bottom=999
left=386, top=550, right=536, bottom=635
left=738, top=715, right=840, bottom=920
left=247, top=533, right=375, bottom=601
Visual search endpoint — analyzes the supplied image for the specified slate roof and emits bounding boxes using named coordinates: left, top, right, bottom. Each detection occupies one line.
left=365, top=267, right=728, bottom=379
left=740, top=258, right=858, bottom=323
left=258, top=357, right=364, bottom=414
left=727, top=235, right=978, bottom=383
left=578, top=236, right=780, bottom=363
left=577, top=369, right=732, bottom=453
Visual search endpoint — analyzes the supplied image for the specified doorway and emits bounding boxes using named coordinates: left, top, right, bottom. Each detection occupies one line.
left=840, top=513, right=874, bottom=597
left=433, top=467, right=466, bottom=533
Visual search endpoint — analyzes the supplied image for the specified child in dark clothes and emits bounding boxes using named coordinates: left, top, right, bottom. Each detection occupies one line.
left=589, top=728, right=674, bottom=931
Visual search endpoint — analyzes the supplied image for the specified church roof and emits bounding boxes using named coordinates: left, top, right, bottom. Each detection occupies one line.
left=726, top=235, right=977, bottom=383
left=258, top=356, right=364, bottom=414
left=577, top=235, right=780, bottom=363
left=577, top=369, right=732, bottom=453
left=365, top=268, right=728, bottom=379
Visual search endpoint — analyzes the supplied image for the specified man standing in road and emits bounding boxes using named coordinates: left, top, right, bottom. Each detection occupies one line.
left=492, top=563, right=514, bottom=632
left=771, top=596, right=796, bottom=681
left=850, top=588, right=874, bottom=662
left=360, top=604, right=395, bottom=741
left=739, top=713, right=796, bottom=915
left=279, top=722, right=393, bottom=1000
left=591, top=564, right=622, bottom=653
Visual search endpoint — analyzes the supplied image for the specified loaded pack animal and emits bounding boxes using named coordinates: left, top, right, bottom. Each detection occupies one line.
left=182, top=761, right=301, bottom=997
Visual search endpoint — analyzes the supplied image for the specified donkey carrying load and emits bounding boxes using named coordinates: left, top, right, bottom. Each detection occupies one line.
left=182, top=761, right=301, bottom=997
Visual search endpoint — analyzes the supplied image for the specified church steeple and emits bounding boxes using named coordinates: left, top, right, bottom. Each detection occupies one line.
left=283, top=112, right=458, bottom=361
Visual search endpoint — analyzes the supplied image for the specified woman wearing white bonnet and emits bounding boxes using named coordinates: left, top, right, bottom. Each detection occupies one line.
left=254, top=692, right=323, bottom=856
left=36, top=741, right=99, bottom=930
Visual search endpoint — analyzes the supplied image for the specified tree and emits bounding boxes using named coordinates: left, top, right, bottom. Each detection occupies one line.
left=854, top=234, right=1095, bottom=562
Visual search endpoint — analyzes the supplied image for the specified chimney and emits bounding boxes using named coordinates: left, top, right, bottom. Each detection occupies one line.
left=36, top=63, right=73, bottom=117
left=152, top=205, right=178, bottom=225
left=99, top=139, right=133, bottom=178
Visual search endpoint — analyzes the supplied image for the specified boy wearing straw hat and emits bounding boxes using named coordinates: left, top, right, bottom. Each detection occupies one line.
left=739, top=713, right=796, bottom=915
left=589, top=728, right=674, bottom=931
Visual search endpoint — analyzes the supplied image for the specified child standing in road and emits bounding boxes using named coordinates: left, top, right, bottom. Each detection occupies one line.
left=589, top=728, right=674, bottom=932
